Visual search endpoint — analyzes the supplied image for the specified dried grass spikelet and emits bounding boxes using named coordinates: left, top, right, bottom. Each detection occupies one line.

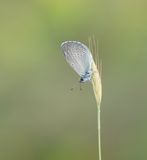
left=91, top=62, right=102, bottom=105
left=89, top=36, right=102, bottom=106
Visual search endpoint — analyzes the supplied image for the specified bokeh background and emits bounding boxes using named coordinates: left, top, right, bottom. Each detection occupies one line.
left=0, top=0, right=147, bottom=160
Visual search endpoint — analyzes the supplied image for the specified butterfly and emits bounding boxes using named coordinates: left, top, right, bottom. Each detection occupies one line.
left=61, top=41, right=94, bottom=83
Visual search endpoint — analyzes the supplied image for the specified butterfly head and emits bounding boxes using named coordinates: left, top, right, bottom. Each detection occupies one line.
left=80, top=71, right=92, bottom=83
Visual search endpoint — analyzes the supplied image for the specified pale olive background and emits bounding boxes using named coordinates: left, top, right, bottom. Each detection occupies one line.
left=0, top=0, right=147, bottom=160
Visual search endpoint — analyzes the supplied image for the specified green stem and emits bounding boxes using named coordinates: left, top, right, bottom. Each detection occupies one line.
left=97, top=105, right=102, bottom=160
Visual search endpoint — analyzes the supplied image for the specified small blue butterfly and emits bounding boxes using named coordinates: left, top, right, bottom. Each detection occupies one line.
left=61, top=41, right=93, bottom=83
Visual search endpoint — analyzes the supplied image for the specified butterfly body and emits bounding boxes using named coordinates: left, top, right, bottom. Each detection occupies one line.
left=61, top=41, right=93, bottom=83
left=80, top=71, right=92, bottom=83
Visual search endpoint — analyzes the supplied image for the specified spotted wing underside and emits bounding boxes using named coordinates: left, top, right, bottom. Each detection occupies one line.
left=61, top=41, right=93, bottom=77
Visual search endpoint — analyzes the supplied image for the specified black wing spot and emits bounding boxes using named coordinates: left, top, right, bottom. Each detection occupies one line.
left=77, top=53, right=80, bottom=57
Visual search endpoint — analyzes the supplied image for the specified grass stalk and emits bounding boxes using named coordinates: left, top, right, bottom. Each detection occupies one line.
left=97, top=105, right=101, bottom=160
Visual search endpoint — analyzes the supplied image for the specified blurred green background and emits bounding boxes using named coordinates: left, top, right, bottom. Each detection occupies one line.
left=0, top=0, right=147, bottom=160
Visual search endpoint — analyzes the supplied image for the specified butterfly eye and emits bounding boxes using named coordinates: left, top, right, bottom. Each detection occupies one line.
left=80, top=77, right=84, bottom=83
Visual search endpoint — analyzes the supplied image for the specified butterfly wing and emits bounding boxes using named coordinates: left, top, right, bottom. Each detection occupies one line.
left=61, top=41, right=93, bottom=77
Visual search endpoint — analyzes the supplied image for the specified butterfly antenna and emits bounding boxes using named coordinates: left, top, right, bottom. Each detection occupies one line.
left=70, top=81, right=83, bottom=91
left=79, top=82, right=82, bottom=91
left=70, top=87, right=74, bottom=91
left=70, top=83, right=78, bottom=91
